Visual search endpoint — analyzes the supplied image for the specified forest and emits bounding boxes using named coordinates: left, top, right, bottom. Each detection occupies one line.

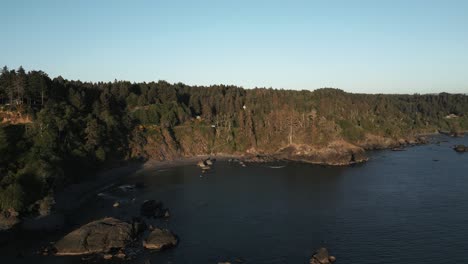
left=1, top=66, right=467, bottom=214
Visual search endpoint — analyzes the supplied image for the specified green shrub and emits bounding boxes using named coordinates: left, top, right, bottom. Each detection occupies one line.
left=338, top=120, right=364, bottom=142
left=0, top=183, right=25, bottom=211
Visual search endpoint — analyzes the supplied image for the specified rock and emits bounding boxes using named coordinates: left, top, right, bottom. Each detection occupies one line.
left=40, top=246, right=55, bottom=256
left=115, top=252, right=126, bottom=259
left=391, top=147, right=405, bottom=151
left=131, top=217, right=147, bottom=236
left=278, top=140, right=368, bottom=166
left=197, top=160, right=210, bottom=169
left=357, top=134, right=400, bottom=150
left=103, top=254, right=113, bottom=260
left=164, top=209, right=170, bottom=218
left=439, top=130, right=465, bottom=137
left=143, top=228, right=178, bottom=250
left=140, top=200, right=168, bottom=218
left=454, top=145, right=467, bottom=153
left=198, top=158, right=215, bottom=169
left=36, top=196, right=56, bottom=217
left=22, top=195, right=64, bottom=231
left=54, top=217, right=133, bottom=256
left=0, top=208, right=20, bottom=231
left=450, top=131, right=465, bottom=137
left=22, top=213, right=65, bottom=231
left=310, top=247, right=335, bottom=264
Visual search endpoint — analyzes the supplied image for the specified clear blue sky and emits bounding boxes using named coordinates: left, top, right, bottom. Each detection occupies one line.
left=1, top=0, right=467, bottom=94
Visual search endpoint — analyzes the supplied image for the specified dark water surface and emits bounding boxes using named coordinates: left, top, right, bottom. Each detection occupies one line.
left=2, top=136, right=468, bottom=263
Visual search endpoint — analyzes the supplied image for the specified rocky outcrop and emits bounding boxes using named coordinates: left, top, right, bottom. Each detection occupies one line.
left=277, top=140, right=368, bottom=166
left=197, top=157, right=216, bottom=170
left=454, top=145, right=467, bottom=153
left=54, top=217, right=133, bottom=256
left=439, top=130, right=465, bottom=138
left=357, top=134, right=400, bottom=150
left=140, top=200, right=170, bottom=218
left=310, top=247, right=336, bottom=264
left=143, top=228, right=178, bottom=250
left=0, top=208, right=20, bottom=231
left=357, top=134, right=428, bottom=150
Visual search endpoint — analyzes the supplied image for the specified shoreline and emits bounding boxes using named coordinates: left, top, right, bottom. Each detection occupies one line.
left=5, top=133, right=454, bottom=232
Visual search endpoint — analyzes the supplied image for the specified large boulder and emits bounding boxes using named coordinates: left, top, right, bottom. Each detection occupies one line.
left=310, top=248, right=336, bottom=264
left=55, top=217, right=133, bottom=256
left=143, top=228, right=178, bottom=250
left=140, top=200, right=169, bottom=218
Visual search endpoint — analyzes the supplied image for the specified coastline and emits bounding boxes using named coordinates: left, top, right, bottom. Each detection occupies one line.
left=2, top=133, right=442, bottom=232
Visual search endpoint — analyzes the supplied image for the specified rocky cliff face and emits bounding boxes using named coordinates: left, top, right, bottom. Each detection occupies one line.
left=132, top=125, right=419, bottom=165
left=132, top=118, right=425, bottom=165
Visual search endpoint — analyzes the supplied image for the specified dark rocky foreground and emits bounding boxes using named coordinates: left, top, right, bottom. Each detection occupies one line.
left=52, top=214, right=329, bottom=263
left=52, top=199, right=178, bottom=260
left=54, top=217, right=135, bottom=256
left=53, top=217, right=177, bottom=258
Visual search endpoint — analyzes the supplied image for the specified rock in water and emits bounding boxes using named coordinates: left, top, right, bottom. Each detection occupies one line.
left=310, top=247, right=336, bottom=264
left=454, top=145, right=467, bottom=153
left=54, top=217, right=133, bottom=256
left=163, top=209, right=170, bottom=218
left=143, top=228, right=178, bottom=250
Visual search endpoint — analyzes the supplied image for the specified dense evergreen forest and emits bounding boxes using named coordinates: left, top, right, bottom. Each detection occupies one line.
left=1, top=66, right=467, bottom=213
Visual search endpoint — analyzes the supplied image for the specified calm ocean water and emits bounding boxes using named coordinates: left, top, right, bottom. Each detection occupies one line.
left=2, top=135, right=468, bottom=263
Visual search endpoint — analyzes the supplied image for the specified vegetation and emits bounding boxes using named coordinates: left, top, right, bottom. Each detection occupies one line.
left=1, top=66, right=467, bottom=212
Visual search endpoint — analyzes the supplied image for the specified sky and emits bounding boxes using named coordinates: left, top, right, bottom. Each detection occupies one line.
left=1, top=0, right=468, bottom=94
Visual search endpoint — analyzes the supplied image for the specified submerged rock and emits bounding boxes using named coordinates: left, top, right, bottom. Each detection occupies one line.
left=143, top=228, right=178, bottom=250
left=391, top=147, right=406, bottom=151
left=54, top=217, right=133, bottom=256
left=140, top=200, right=169, bottom=218
left=131, top=217, right=147, bottom=237
left=310, top=247, right=336, bottom=264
